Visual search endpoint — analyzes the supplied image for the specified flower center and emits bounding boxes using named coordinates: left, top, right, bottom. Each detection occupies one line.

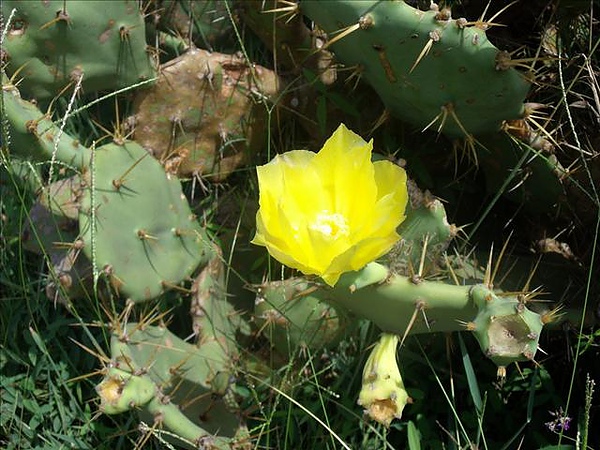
left=310, top=211, right=350, bottom=238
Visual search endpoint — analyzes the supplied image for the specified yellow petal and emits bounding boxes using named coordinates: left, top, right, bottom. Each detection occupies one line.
left=257, top=150, right=322, bottom=225
left=371, top=161, right=408, bottom=236
left=253, top=205, right=315, bottom=273
left=313, top=124, right=377, bottom=227
left=326, top=234, right=399, bottom=277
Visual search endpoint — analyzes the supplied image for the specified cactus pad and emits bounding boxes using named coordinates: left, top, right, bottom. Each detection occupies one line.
left=300, top=1, right=531, bottom=137
left=469, top=285, right=544, bottom=367
left=256, top=278, right=350, bottom=355
left=132, top=48, right=283, bottom=179
left=78, top=141, right=211, bottom=302
left=97, top=323, right=247, bottom=448
left=2, top=81, right=90, bottom=166
left=2, top=0, right=155, bottom=100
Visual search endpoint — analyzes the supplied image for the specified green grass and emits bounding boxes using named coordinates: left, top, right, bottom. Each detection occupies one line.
left=1, top=0, right=598, bottom=449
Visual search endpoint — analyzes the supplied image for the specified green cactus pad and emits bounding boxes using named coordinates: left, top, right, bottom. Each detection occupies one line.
left=300, top=1, right=531, bottom=137
left=191, top=244, right=246, bottom=357
left=256, top=278, right=350, bottom=355
left=78, top=141, right=211, bottom=302
left=2, top=0, right=155, bottom=101
left=3, top=81, right=211, bottom=303
left=258, top=261, right=548, bottom=366
left=99, top=323, right=247, bottom=448
left=387, top=181, right=456, bottom=275
left=2, top=81, right=90, bottom=166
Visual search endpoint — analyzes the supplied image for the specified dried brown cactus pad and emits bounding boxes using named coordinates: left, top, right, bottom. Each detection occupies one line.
left=132, top=48, right=284, bottom=180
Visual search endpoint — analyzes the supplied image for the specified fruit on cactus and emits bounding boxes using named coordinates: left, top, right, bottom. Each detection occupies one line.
left=358, top=333, right=410, bottom=427
left=252, top=124, right=408, bottom=286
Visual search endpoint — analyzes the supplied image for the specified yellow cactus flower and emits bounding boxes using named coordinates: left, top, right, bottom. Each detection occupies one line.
left=252, top=124, right=408, bottom=286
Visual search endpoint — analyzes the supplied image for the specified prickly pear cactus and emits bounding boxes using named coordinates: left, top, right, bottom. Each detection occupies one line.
left=3, top=81, right=212, bottom=302
left=2, top=78, right=90, bottom=166
left=256, top=277, right=352, bottom=355
left=2, top=0, right=155, bottom=101
left=2, top=0, right=597, bottom=447
left=77, top=140, right=212, bottom=302
left=253, top=192, right=549, bottom=369
left=468, top=285, right=544, bottom=368
left=97, top=323, right=249, bottom=449
left=259, top=261, right=547, bottom=369
left=132, top=48, right=283, bottom=180
left=386, top=180, right=457, bottom=275
left=299, top=0, right=531, bottom=137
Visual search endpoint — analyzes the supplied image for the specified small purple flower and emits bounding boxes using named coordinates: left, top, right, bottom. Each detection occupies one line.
left=545, top=408, right=572, bottom=433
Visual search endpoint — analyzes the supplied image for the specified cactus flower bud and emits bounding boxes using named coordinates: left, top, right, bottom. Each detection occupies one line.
left=358, top=333, right=410, bottom=427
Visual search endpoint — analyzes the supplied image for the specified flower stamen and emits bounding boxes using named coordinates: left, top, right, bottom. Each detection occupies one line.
left=310, top=212, right=350, bottom=238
